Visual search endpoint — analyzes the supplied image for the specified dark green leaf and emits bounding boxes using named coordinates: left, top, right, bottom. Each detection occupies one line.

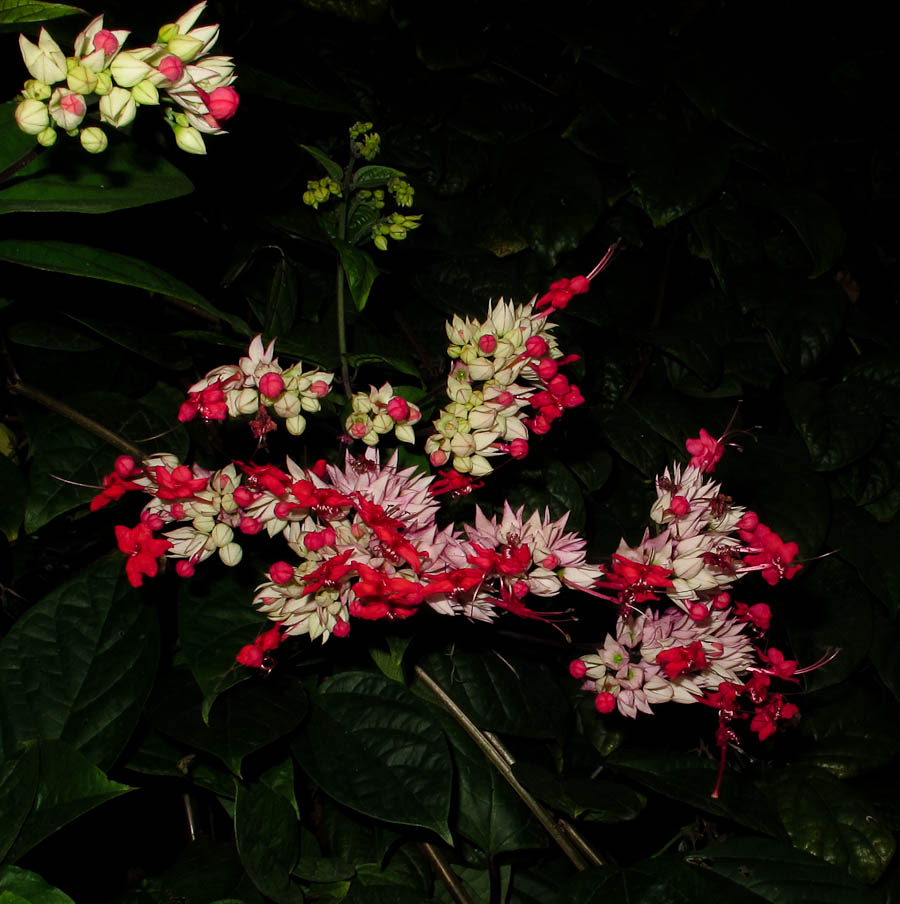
left=0, top=241, right=249, bottom=334
left=838, top=418, right=900, bottom=507
left=0, top=138, right=192, bottom=214
left=754, top=187, right=845, bottom=278
left=602, top=405, right=672, bottom=477
left=152, top=672, right=308, bottom=777
left=434, top=709, right=544, bottom=855
left=178, top=573, right=268, bottom=716
left=783, top=557, right=872, bottom=692
left=563, top=855, right=746, bottom=904
left=543, top=459, right=586, bottom=532
left=694, top=836, right=882, bottom=903
left=797, top=684, right=900, bottom=779
left=296, top=671, right=452, bottom=842
left=368, top=634, right=411, bottom=684
left=870, top=614, right=900, bottom=704
left=0, top=749, right=38, bottom=862
left=22, top=392, right=175, bottom=532
left=239, top=65, right=356, bottom=112
left=352, top=165, right=406, bottom=189
left=265, top=255, right=298, bottom=338
left=235, top=781, right=302, bottom=904
left=63, top=313, right=191, bottom=370
left=607, top=751, right=780, bottom=837
left=765, top=766, right=896, bottom=884
left=0, top=556, right=159, bottom=768
left=7, top=320, right=101, bottom=351
left=0, top=1, right=83, bottom=24
left=260, top=758, right=300, bottom=820
left=0, top=454, right=25, bottom=541
left=5, top=741, right=131, bottom=863
left=569, top=450, right=612, bottom=494
left=0, top=102, right=39, bottom=171
left=419, top=649, right=569, bottom=739
left=785, top=381, right=880, bottom=471
left=0, top=867, right=75, bottom=904
left=300, top=145, right=344, bottom=182
left=432, top=864, right=510, bottom=904
left=292, top=857, right=355, bottom=882
left=627, top=120, right=730, bottom=227
left=639, top=324, right=724, bottom=388
left=336, top=241, right=379, bottom=311
left=346, top=351, right=421, bottom=380
left=829, top=502, right=900, bottom=615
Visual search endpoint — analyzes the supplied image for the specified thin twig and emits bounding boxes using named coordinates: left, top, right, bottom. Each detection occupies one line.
left=8, top=381, right=143, bottom=459
left=415, top=665, right=604, bottom=870
left=0, top=144, right=45, bottom=185
left=420, top=842, right=473, bottom=904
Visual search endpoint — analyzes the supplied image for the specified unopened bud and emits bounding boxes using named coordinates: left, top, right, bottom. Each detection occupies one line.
left=173, top=124, right=206, bottom=155
left=15, top=98, right=50, bottom=135
left=131, top=79, right=159, bottom=105
left=67, top=64, right=98, bottom=94
left=158, top=22, right=180, bottom=43
left=219, top=542, right=243, bottom=566
left=36, top=125, right=57, bottom=147
left=285, top=414, right=307, bottom=435
left=210, top=523, right=234, bottom=547
left=23, top=79, right=51, bottom=100
left=79, top=126, right=107, bottom=153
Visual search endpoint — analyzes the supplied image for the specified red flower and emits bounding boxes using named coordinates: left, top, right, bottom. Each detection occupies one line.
left=656, top=641, right=708, bottom=680
left=596, top=554, right=674, bottom=603
left=685, top=428, right=724, bottom=473
left=115, top=523, right=172, bottom=587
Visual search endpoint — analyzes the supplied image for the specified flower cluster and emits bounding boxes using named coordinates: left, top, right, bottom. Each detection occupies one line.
left=14, top=3, right=237, bottom=155
left=570, top=429, right=815, bottom=796
left=423, top=295, right=583, bottom=477
left=177, top=335, right=334, bottom=437
left=345, top=383, right=422, bottom=445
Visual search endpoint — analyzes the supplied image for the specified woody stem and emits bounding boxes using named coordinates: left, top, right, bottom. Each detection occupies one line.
left=8, top=380, right=143, bottom=459
left=414, top=665, right=605, bottom=870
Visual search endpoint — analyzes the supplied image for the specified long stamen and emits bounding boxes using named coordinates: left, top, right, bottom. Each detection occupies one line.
left=586, top=239, right=622, bottom=281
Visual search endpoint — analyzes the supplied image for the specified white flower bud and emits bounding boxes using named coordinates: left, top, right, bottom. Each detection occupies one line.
left=15, top=98, right=49, bottom=134
left=99, top=86, right=136, bottom=128
left=19, top=31, right=67, bottom=85
left=210, top=523, right=233, bottom=547
left=219, top=542, right=243, bottom=566
left=285, top=415, right=307, bottom=436
left=273, top=392, right=302, bottom=418
left=110, top=51, right=153, bottom=88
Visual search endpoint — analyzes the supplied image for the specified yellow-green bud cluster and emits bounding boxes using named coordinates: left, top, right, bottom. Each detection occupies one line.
left=372, top=212, right=422, bottom=251
left=357, top=188, right=386, bottom=210
left=303, top=177, right=342, bottom=209
left=388, top=177, right=415, bottom=208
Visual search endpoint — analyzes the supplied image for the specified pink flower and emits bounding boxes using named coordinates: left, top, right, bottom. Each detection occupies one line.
left=685, top=428, right=724, bottom=472
left=92, top=29, right=119, bottom=55
left=157, top=54, right=184, bottom=82
left=259, top=371, right=284, bottom=399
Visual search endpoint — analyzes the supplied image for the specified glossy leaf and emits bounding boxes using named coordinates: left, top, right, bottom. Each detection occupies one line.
left=7, top=321, right=101, bottom=352
left=368, top=633, right=411, bottom=684
left=22, top=393, right=174, bottom=533
left=0, top=1, right=83, bottom=23
left=783, top=557, right=872, bottom=692
left=0, top=555, right=159, bottom=768
left=260, top=758, right=300, bottom=820
left=784, top=381, right=880, bottom=472
left=178, top=573, right=267, bottom=715
left=607, top=751, right=780, bottom=837
left=4, top=741, right=131, bottom=864
left=235, top=781, right=302, bottom=904
left=0, top=749, right=38, bottom=862
left=300, top=145, right=344, bottom=182
left=433, top=709, right=544, bottom=854
left=693, top=836, right=882, bottom=903
left=0, top=241, right=249, bottom=334
left=765, top=766, right=896, bottom=885
left=0, top=867, right=75, bottom=904
left=562, top=855, right=743, bottom=904
left=264, top=255, right=298, bottom=338
left=544, top=459, right=585, bottom=532
left=0, top=139, right=192, bottom=214
left=336, top=240, right=378, bottom=311
left=796, top=684, right=900, bottom=779
left=152, top=672, right=308, bottom=776
left=296, top=671, right=452, bottom=842
left=352, top=165, right=406, bottom=189
left=419, top=649, right=569, bottom=739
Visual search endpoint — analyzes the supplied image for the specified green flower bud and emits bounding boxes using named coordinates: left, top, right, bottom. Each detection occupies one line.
left=374, top=234, right=388, bottom=251
left=131, top=79, right=159, bottom=106
left=23, top=79, right=51, bottom=100
left=174, top=124, right=206, bottom=154
left=167, top=34, right=204, bottom=61
left=285, top=415, right=307, bottom=436
left=36, top=126, right=57, bottom=147
left=219, top=542, right=243, bottom=567
left=67, top=64, right=97, bottom=95
left=158, top=22, right=180, bottom=43
left=110, top=51, right=153, bottom=88
left=93, top=70, right=113, bottom=96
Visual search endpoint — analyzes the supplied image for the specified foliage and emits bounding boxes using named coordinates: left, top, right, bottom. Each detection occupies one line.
left=1, top=2, right=899, bottom=903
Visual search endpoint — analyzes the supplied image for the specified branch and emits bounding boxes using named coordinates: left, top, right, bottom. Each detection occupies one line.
left=420, top=842, right=473, bottom=904
left=8, top=381, right=143, bottom=459
left=414, top=665, right=605, bottom=870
